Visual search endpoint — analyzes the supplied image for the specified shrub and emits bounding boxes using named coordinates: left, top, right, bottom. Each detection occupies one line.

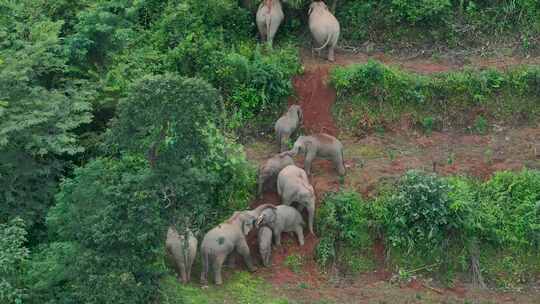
left=0, top=218, right=29, bottom=304
left=315, top=191, right=375, bottom=267
left=330, top=61, right=540, bottom=132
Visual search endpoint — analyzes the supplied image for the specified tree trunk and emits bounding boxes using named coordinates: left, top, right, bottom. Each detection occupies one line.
left=469, top=238, right=486, bottom=289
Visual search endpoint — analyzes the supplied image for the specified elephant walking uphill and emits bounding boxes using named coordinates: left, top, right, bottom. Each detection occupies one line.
left=308, top=1, right=340, bottom=62
left=200, top=204, right=275, bottom=286
left=258, top=153, right=294, bottom=196
left=284, top=133, right=345, bottom=176
left=165, top=226, right=198, bottom=283
left=275, top=105, right=303, bottom=152
left=277, top=165, right=316, bottom=235
left=256, top=0, right=284, bottom=48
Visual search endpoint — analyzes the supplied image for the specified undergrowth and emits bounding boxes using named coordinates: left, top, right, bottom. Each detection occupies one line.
left=331, top=60, right=540, bottom=135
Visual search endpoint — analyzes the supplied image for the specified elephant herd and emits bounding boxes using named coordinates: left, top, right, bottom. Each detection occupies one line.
left=257, top=0, right=341, bottom=61
left=166, top=103, right=346, bottom=287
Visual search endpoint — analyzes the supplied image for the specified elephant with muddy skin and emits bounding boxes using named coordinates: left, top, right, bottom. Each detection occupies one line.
left=277, top=165, right=316, bottom=235
left=256, top=0, right=284, bottom=48
left=258, top=153, right=295, bottom=197
left=308, top=1, right=340, bottom=62
left=256, top=204, right=305, bottom=247
left=275, top=105, right=303, bottom=152
left=165, top=226, right=198, bottom=283
left=200, top=204, right=275, bottom=286
left=283, top=133, right=345, bottom=176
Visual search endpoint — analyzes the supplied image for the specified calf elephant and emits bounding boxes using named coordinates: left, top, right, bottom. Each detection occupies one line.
left=275, top=105, right=303, bottom=152
left=257, top=226, right=273, bottom=267
left=277, top=165, right=316, bottom=234
left=284, top=133, right=345, bottom=176
left=308, top=1, right=340, bottom=62
left=258, top=153, right=295, bottom=196
left=165, top=226, right=198, bottom=283
left=256, top=204, right=305, bottom=247
left=256, top=0, right=284, bottom=48
left=200, top=204, right=275, bottom=286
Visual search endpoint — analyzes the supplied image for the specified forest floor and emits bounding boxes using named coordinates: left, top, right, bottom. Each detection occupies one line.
left=239, top=48, right=540, bottom=304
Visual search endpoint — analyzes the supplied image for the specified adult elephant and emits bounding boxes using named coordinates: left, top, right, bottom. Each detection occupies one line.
left=200, top=204, right=275, bottom=286
left=283, top=133, right=345, bottom=176
left=277, top=165, right=316, bottom=234
left=275, top=105, right=303, bottom=152
left=256, top=0, right=284, bottom=48
left=165, top=226, right=198, bottom=283
left=308, top=1, right=340, bottom=62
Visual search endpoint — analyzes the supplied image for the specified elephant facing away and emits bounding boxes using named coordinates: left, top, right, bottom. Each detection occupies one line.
left=256, top=204, right=305, bottom=247
left=200, top=204, right=275, bottom=286
left=308, top=1, right=340, bottom=62
left=258, top=153, right=295, bottom=197
left=256, top=0, right=284, bottom=48
left=257, top=226, right=273, bottom=267
left=284, top=133, right=345, bottom=176
left=277, top=165, right=316, bottom=235
left=165, top=226, right=198, bottom=283
left=275, top=105, right=303, bottom=152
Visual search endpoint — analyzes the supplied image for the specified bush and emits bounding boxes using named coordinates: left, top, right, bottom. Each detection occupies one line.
left=207, top=44, right=302, bottom=135
left=330, top=61, right=540, bottom=132
left=315, top=191, right=375, bottom=267
left=0, top=218, right=29, bottom=304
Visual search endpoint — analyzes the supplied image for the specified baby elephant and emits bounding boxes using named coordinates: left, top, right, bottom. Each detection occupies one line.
left=256, top=205, right=305, bottom=247
left=308, top=1, right=340, bottom=62
left=256, top=0, right=284, bottom=48
left=275, top=105, right=303, bottom=152
left=258, top=153, right=295, bottom=197
left=165, top=226, right=198, bottom=283
left=277, top=165, right=316, bottom=235
left=285, top=133, right=345, bottom=176
left=257, top=226, right=273, bottom=267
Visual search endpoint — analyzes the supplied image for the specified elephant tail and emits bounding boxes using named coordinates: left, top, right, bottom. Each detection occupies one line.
left=313, top=32, right=333, bottom=51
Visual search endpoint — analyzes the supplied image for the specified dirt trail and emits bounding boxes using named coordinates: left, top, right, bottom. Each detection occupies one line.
left=288, top=66, right=338, bottom=136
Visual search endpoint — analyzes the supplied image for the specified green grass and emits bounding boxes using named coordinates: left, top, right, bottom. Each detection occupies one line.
left=159, top=272, right=293, bottom=304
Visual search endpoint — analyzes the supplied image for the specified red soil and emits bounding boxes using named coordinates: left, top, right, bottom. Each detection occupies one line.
left=288, top=66, right=338, bottom=136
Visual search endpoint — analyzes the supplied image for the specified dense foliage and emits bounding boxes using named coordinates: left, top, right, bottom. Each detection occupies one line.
left=0, top=218, right=29, bottom=304
left=330, top=60, right=540, bottom=133
left=316, top=170, right=540, bottom=286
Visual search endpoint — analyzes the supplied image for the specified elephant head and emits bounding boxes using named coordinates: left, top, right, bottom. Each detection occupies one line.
left=256, top=207, right=278, bottom=228
left=284, top=135, right=313, bottom=157
left=289, top=104, right=303, bottom=124
left=308, top=1, right=328, bottom=16
left=228, top=212, right=257, bottom=236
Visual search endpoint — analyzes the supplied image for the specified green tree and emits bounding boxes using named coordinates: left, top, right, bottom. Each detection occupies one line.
left=0, top=218, right=29, bottom=304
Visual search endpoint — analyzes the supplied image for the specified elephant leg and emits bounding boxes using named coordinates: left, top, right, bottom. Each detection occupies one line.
left=257, top=174, right=266, bottom=197
left=307, top=203, right=315, bottom=235
left=334, top=151, right=346, bottom=176
left=187, top=260, right=192, bottom=282
left=213, top=254, right=226, bottom=285
left=274, top=229, right=282, bottom=246
left=179, top=261, right=188, bottom=283
left=328, top=46, right=335, bottom=62
left=304, top=150, right=316, bottom=175
left=280, top=133, right=289, bottom=153
left=295, top=226, right=305, bottom=246
left=237, top=239, right=257, bottom=272
left=200, top=251, right=210, bottom=286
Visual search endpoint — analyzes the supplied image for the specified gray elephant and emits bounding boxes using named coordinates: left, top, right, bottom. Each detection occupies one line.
left=257, top=225, right=273, bottom=267
left=258, top=153, right=295, bottom=196
left=200, top=204, right=275, bottom=286
left=275, top=105, right=303, bottom=152
left=284, top=133, right=345, bottom=176
left=277, top=165, right=316, bottom=235
left=256, top=204, right=305, bottom=247
left=165, top=226, right=198, bottom=283
left=308, top=1, right=340, bottom=62
left=256, top=0, right=284, bottom=48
